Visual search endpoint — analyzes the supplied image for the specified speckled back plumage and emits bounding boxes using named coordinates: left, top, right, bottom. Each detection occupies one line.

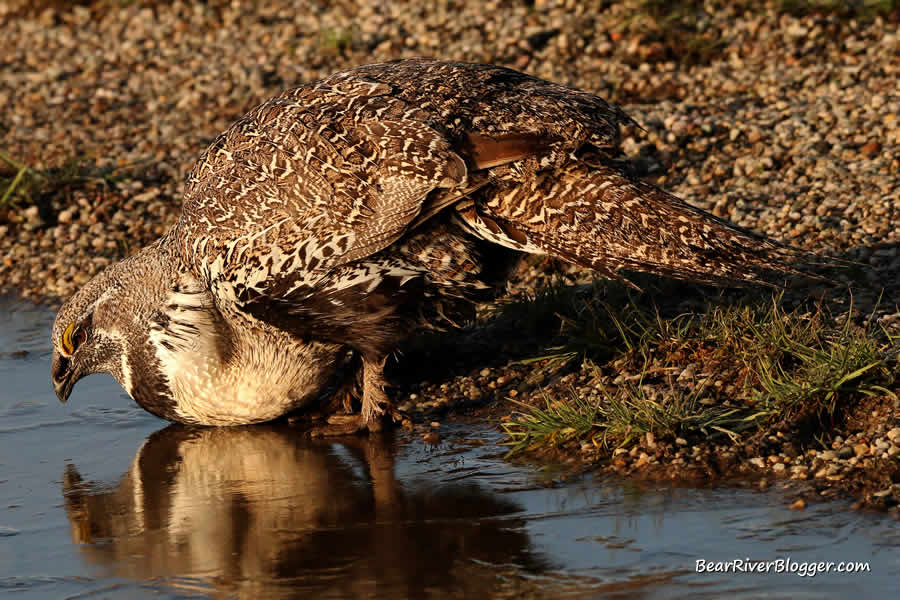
left=173, top=59, right=775, bottom=316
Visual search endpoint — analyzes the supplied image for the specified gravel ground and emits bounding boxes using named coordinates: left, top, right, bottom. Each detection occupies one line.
left=1, top=0, right=898, bottom=509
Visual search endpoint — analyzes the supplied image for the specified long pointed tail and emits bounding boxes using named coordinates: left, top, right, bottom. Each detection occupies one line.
left=458, top=159, right=820, bottom=287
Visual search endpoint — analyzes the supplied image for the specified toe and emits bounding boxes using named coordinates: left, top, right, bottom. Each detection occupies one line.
left=309, top=414, right=367, bottom=437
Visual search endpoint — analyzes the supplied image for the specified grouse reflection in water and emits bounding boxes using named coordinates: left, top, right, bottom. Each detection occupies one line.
left=62, top=424, right=549, bottom=598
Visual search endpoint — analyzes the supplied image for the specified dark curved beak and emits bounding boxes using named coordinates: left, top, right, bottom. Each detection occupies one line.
left=51, top=351, right=76, bottom=404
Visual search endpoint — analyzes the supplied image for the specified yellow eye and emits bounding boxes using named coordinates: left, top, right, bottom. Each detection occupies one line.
left=61, top=322, right=76, bottom=356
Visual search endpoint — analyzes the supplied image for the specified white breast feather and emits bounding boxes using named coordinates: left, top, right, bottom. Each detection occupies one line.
left=149, top=288, right=340, bottom=425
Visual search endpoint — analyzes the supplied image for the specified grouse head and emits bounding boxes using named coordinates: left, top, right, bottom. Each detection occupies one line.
left=50, top=243, right=183, bottom=419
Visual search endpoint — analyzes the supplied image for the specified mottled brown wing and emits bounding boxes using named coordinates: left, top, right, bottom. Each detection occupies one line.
left=175, top=88, right=472, bottom=299
left=173, top=59, right=637, bottom=306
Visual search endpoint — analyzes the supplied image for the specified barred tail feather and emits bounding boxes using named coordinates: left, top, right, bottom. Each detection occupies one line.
left=462, top=159, right=823, bottom=288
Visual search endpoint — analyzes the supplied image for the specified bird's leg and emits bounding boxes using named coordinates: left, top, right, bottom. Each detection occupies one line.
left=291, top=354, right=360, bottom=428
left=319, top=367, right=360, bottom=415
left=309, top=355, right=400, bottom=436
left=361, top=355, right=391, bottom=430
left=307, top=390, right=367, bottom=437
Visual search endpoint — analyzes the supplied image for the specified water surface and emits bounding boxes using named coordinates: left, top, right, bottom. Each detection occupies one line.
left=1, top=296, right=897, bottom=598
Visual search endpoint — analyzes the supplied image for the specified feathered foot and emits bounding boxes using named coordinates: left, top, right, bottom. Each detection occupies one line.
left=306, top=384, right=369, bottom=437
left=309, top=356, right=405, bottom=436
left=291, top=376, right=356, bottom=432
left=309, top=413, right=368, bottom=437
left=360, top=356, right=395, bottom=432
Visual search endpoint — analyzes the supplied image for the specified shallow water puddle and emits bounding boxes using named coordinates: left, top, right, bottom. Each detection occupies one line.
left=1, top=296, right=897, bottom=599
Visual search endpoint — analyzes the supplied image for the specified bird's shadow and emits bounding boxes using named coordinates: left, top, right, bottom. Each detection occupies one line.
left=389, top=242, right=898, bottom=388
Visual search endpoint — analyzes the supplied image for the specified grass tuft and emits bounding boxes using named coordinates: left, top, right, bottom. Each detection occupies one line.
left=776, top=0, right=900, bottom=19
left=502, top=290, right=898, bottom=455
left=0, top=152, right=149, bottom=216
left=320, top=27, right=357, bottom=55
left=0, top=152, right=45, bottom=211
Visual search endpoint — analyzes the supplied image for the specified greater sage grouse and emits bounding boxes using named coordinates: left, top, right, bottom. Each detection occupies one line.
left=51, top=59, right=803, bottom=432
